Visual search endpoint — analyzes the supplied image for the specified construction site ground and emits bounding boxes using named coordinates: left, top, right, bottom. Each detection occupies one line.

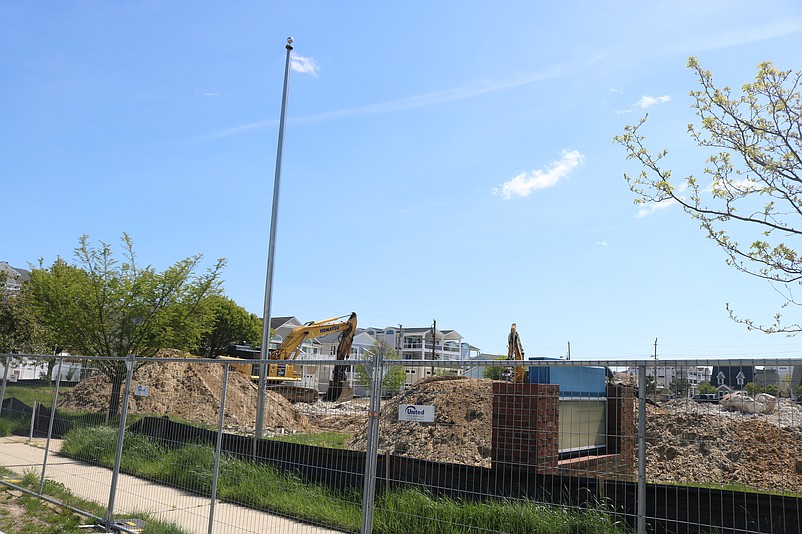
left=53, top=361, right=802, bottom=493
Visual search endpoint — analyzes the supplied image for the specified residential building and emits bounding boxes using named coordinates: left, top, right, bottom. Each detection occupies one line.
left=0, top=262, right=29, bottom=293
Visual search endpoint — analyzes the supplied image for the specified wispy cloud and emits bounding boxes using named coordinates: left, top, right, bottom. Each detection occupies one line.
left=672, top=17, right=802, bottom=53
left=635, top=198, right=678, bottom=218
left=615, top=94, right=672, bottom=114
left=636, top=95, right=671, bottom=109
left=493, top=150, right=585, bottom=199
left=596, top=240, right=608, bottom=247
left=291, top=54, right=319, bottom=76
left=204, top=64, right=570, bottom=140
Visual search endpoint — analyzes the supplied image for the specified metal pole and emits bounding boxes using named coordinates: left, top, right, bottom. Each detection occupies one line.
left=360, top=349, right=383, bottom=534
left=653, top=338, right=658, bottom=394
left=256, top=36, right=294, bottom=439
left=0, top=355, right=10, bottom=417
left=208, top=363, right=230, bottom=534
left=29, top=401, right=36, bottom=441
left=38, top=356, right=64, bottom=494
left=638, top=364, right=647, bottom=534
left=105, top=355, right=136, bottom=529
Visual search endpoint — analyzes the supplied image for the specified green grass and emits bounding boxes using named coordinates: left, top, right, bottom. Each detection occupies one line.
left=270, top=431, right=350, bottom=449
left=61, top=426, right=631, bottom=534
left=1, top=385, right=70, bottom=408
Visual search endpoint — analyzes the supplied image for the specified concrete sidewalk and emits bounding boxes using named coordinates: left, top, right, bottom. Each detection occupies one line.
left=0, top=436, right=343, bottom=534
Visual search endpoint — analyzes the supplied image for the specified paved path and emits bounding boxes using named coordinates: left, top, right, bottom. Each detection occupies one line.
left=0, top=437, right=344, bottom=534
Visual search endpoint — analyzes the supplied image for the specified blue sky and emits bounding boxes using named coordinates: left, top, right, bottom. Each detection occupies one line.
left=3, top=1, right=802, bottom=359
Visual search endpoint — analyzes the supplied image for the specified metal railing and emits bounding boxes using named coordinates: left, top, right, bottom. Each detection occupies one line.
left=1, top=353, right=801, bottom=533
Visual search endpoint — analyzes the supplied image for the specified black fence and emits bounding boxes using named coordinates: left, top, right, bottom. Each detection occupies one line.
left=127, top=416, right=802, bottom=534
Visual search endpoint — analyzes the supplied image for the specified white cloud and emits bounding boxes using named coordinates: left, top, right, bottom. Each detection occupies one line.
left=203, top=63, right=572, bottom=140
left=636, top=95, right=672, bottom=109
left=673, top=17, right=802, bottom=53
left=635, top=198, right=678, bottom=218
left=493, top=150, right=585, bottom=199
left=290, top=54, right=319, bottom=76
left=711, top=178, right=759, bottom=194
left=596, top=240, right=608, bottom=247
left=614, top=94, right=673, bottom=114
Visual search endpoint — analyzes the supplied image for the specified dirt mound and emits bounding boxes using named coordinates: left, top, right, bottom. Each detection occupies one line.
left=348, top=376, right=493, bottom=466
left=57, top=356, right=313, bottom=433
left=645, top=404, right=802, bottom=491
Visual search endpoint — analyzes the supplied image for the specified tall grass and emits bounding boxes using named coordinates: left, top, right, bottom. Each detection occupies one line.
left=61, top=426, right=630, bottom=534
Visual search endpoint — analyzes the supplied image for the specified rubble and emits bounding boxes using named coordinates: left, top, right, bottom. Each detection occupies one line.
left=645, top=399, right=802, bottom=491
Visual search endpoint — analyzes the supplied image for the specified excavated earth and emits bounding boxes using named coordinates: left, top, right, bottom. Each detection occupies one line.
left=348, top=376, right=494, bottom=467
left=644, top=399, right=802, bottom=491
left=57, top=354, right=314, bottom=434
left=345, top=377, right=802, bottom=491
left=55, top=358, right=802, bottom=492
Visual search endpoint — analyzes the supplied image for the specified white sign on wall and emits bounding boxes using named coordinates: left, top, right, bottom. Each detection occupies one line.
left=398, top=404, right=435, bottom=423
left=134, top=385, right=150, bottom=397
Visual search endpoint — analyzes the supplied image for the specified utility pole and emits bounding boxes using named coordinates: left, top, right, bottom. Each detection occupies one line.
left=256, top=37, right=293, bottom=439
left=566, top=341, right=571, bottom=360
left=653, top=338, right=658, bottom=395
left=431, top=320, right=436, bottom=377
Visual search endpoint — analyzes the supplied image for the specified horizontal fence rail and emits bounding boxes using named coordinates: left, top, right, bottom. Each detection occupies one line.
left=0, top=353, right=801, bottom=533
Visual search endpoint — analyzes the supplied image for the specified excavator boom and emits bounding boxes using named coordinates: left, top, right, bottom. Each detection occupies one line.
left=506, top=323, right=526, bottom=383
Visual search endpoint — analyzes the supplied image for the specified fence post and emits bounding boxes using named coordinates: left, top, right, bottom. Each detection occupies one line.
left=360, top=349, right=383, bottom=534
left=208, top=363, right=230, bottom=534
left=28, top=401, right=37, bottom=441
left=104, top=354, right=136, bottom=529
left=0, top=355, right=10, bottom=417
left=638, top=364, right=646, bottom=534
left=38, top=356, right=64, bottom=494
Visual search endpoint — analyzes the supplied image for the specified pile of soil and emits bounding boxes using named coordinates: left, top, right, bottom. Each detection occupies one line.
left=345, top=376, right=802, bottom=491
left=644, top=402, right=802, bottom=491
left=348, top=376, right=493, bottom=467
left=57, top=355, right=313, bottom=434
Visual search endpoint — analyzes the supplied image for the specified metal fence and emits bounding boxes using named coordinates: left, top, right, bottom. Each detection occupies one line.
left=1, top=352, right=801, bottom=533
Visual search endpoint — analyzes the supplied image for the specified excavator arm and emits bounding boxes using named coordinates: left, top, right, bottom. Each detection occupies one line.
left=270, top=313, right=358, bottom=361
left=321, top=312, right=358, bottom=402
left=506, top=323, right=526, bottom=383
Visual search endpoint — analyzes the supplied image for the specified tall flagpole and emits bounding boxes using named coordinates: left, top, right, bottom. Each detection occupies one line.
left=256, top=37, right=293, bottom=439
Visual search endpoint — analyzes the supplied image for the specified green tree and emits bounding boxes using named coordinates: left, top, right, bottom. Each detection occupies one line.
left=195, top=295, right=262, bottom=358
left=616, top=58, right=802, bottom=333
left=697, top=382, right=718, bottom=395
left=355, top=340, right=406, bottom=395
left=0, top=271, right=52, bottom=355
left=482, top=357, right=512, bottom=380
left=669, top=377, right=691, bottom=398
left=27, top=234, right=224, bottom=416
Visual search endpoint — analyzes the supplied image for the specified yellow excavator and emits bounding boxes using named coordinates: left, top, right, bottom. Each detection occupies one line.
left=505, top=323, right=526, bottom=383
left=225, top=312, right=358, bottom=403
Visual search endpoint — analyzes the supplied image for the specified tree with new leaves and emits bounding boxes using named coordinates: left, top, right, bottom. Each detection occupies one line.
left=194, top=295, right=262, bottom=358
left=615, top=58, right=802, bottom=334
left=355, top=340, right=406, bottom=395
left=27, top=234, right=225, bottom=416
left=0, top=272, right=51, bottom=354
